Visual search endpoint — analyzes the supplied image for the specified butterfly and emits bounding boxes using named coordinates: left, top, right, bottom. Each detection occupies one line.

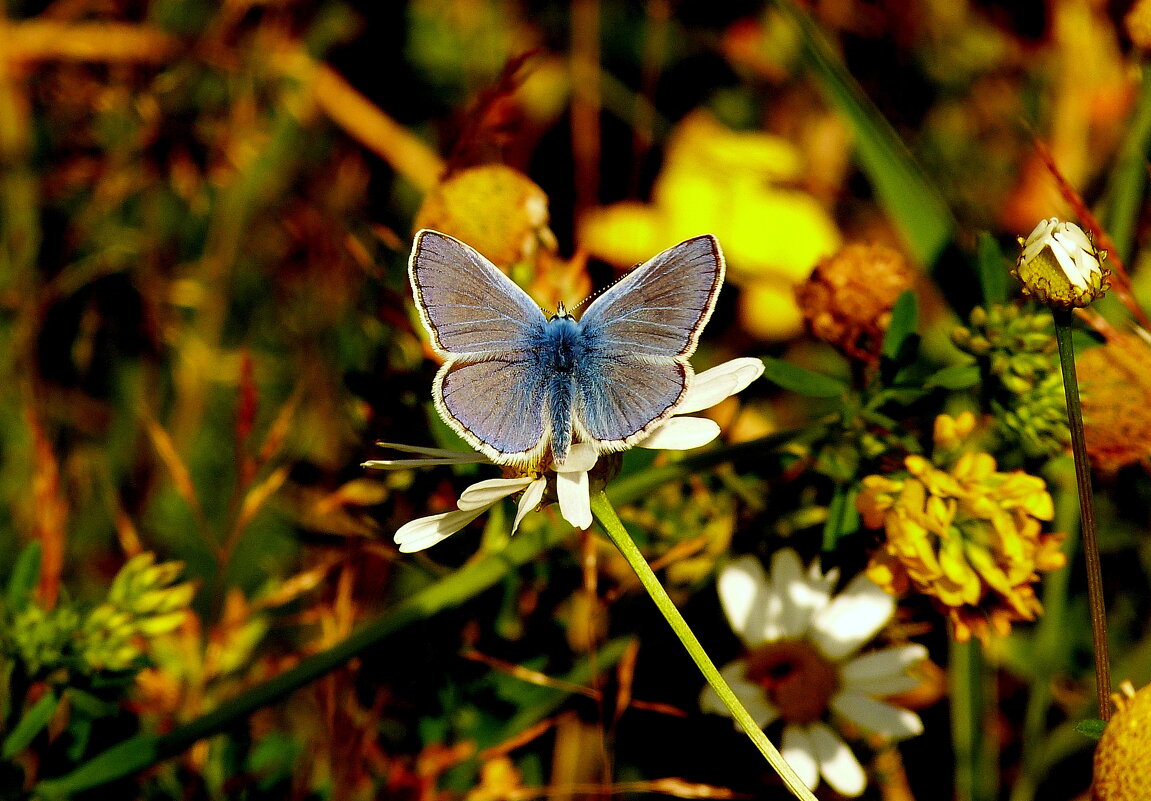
left=408, top=229, right=725, bottom=468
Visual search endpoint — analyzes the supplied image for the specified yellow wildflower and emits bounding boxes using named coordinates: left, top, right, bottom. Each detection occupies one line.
left=579, top=109, right=840, bottom=341
left=857, top=412, right=1066, bottom=642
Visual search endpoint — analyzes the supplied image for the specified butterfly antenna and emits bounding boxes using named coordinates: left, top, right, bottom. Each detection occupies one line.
left=568, top=262, right=640, bottom=314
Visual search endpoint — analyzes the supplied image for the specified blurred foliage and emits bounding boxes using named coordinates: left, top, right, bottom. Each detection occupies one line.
left=1, top=0, right=1151, bottom=800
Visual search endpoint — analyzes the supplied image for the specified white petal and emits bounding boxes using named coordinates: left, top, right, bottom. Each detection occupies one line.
left=362, top=456, right=488, bottom=469
left=1050, top=242, right=1087, bottom=287
left=772, top=549, right=818, bottom=640
left=456, top=477, right=534, bottom=511
left=557, top=469, right=592, bottom=529
left=1073, top=246, right=1101, bottom=281
left=512, top=478, right=547, bottom=532
left=840, top=645, right=928, bottom=696
left=555, top=442, right=598, bottom=473
left=676, top=357, right=765, bottom=414
left=830, top=692, right=924, bottom=740
left=809, top=560, right=840, bottom=607
left=1056, top=222, right=1093, bottom=253
left=700, top=660, right=780, bottom=729
left=808, top=722, right=867, bottom=797
left=636, top=417, right=720, bottom=450
left=781, top=724, right=820, bottom=791
left=810, top=573, right=895, bottom=662
left=394, top=509, right=485, bottom=553
left=1024, top=217, right=1055, bottom=245
left=364, top=443, right=490, bottom=469
left=717, top=556, right=778, bottom=646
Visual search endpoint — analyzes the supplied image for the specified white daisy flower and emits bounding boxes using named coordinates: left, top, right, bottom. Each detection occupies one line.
left=367, top=358, right=765, bottom=553
left=700, top=549, right=927, bottom=797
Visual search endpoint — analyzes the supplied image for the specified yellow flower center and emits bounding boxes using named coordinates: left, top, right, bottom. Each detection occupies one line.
left=744, top=640, right=839, bottom=724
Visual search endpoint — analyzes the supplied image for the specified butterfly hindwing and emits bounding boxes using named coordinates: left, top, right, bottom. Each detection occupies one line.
left=435, top=357, right=554, bottom=465
left=574, top=354, right=688, bottom=446
left=409, top=229, right=547, bottom=358
left=577, top=235, right=724, bottom=359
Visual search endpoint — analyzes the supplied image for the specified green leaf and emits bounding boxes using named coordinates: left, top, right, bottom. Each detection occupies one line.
left=976, top=232, right=1010, bottom=307
left=6, top=541, right=42, bottom=611
left=1074, top=718, right=1107, bottom=741
left=882, top=290, right=918, bottom=362
left=773, top=0, right=953, bottom=266
left=822, top=484, right=860, bottom=550
left=1100, top=74, right=1151, bottom=264
left=2, top=690, right=58, bottom=759
left=925, top=364, right=981, bottom=390
left=761, top=358, right=847, bottom=398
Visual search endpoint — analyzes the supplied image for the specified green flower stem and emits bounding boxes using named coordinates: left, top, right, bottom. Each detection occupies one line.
left=950, top=637, right=997, bottom=801
left=590, top=491, right=817, bottom=801
left=1052, top=308, right=1111, bottom=720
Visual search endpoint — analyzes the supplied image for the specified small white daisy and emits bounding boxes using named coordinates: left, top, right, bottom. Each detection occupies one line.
left=368, top=358, right=765, bottom=553
left=1015, top=217, right=1108, bottom=309
left=700, top=549, right=927, bottom=797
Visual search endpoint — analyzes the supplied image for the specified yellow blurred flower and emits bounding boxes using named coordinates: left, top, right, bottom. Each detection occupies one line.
left=415, top=164, right=554, bottom=268
left=580, top=110, right=840, bottom=341
left=465, top=756, right=525, bottom=801
left=857, top=412, right=1066, bottom=643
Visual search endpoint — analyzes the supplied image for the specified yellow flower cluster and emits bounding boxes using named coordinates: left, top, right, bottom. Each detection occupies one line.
left=857, top=413, right=1067, bottom=642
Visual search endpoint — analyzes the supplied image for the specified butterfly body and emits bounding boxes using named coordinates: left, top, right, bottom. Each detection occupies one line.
left=410, top=230, right=724, bottom=467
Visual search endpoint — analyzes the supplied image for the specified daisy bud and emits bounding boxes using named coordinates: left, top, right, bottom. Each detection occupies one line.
left=1013, top=218, right=1109, bottom=309
left=1092, top=680, right=1151, bottom=800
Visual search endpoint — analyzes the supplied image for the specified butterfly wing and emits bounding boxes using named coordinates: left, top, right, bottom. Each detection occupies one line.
left=434, top=357, right=555, bottom=465
left=577, top=234, right=724, bottom=359
left=408, top=229, right=547, bottom=358
left=574, top=354, right=688, bottom=446
left=410, top=229, right=554, bottom=465
left=573, top=236, right=725, bottom=450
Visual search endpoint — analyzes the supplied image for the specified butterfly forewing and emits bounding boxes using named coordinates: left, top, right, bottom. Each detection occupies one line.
left=577, top=235, right=724, bottom=359
left=409, top=229, right=547, bottom=358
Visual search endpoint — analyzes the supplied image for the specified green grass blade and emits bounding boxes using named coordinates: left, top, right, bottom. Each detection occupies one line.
left=2, top=690, right=58, bottom=760
left=1100, top=69, right=1151, bottom=264
left=772, top=0, right=954, bottom=267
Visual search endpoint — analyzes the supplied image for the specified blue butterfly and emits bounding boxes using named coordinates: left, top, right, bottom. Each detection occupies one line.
left=408, top=230, right=725, bottom=467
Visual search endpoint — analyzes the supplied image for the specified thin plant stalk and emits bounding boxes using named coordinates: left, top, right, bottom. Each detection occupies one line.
left=950, top=637, right=998, bottom=801
left=589, top=491, right=818, bottom=801
left=1052, top=308, right=1111, bottom=720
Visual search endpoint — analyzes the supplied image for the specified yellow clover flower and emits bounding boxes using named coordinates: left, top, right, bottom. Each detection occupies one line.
left=857, top=412, right=1067, bottom=642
